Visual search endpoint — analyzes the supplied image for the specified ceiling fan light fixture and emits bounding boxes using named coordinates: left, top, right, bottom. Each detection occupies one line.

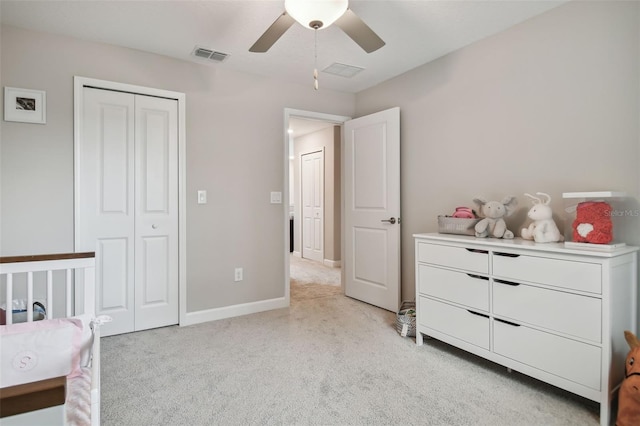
left=284, top=0, right=348, bottom=29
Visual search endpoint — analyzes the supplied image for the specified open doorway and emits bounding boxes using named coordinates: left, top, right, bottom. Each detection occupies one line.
left=285, top=107, right=401, bottom=311
left=284, top=109, right=350, bottom=303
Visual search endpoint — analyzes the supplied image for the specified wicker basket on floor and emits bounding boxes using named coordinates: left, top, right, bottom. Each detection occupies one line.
left=396, top=301, right=416, bottom=337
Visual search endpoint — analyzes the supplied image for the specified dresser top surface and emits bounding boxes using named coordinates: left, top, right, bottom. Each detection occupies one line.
left=414, top=233, right=639, bottom=258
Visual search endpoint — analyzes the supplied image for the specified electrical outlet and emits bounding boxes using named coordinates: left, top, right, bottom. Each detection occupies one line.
left=234, top=267, right=243, bottom=282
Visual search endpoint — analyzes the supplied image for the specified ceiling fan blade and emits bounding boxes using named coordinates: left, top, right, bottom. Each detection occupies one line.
left=334, top=9, right=385, bottom=53
left=249, top=12, right=296, bottom=53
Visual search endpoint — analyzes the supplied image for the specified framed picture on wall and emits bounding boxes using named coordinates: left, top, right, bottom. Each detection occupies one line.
left=4, top=87, right=46, bottom=124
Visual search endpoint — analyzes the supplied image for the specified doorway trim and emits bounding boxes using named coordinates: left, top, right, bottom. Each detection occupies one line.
left=73, top=76, right=187, bottom=327
left=283, top=108, right=350, bottom=305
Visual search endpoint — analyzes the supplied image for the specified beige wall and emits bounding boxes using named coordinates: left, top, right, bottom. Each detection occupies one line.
left=0, top=25, right=355, bottom=312
left=292, top=125, right=341, bottom=263
left=355, top=1, right=640, bottom=304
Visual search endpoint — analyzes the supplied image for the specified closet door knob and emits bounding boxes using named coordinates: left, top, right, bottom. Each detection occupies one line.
left=381, top=217, right=396, bottom=224
left=152, top=224, right=158, bottom=229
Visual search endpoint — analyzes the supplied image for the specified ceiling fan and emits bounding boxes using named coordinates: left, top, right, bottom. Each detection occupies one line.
left=249, top=0, right=385, bottom=54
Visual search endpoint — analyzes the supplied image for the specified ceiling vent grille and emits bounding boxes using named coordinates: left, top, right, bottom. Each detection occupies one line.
left=192, top=46, right=229, bottom=63
left=322, top=62, right=364, bottom=78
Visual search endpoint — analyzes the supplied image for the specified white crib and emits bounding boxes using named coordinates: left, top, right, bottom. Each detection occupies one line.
left=0, top=252, right=106, bottom=426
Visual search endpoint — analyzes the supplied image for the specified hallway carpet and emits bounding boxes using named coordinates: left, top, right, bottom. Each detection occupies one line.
left=290, top=254, right=341, bottom=300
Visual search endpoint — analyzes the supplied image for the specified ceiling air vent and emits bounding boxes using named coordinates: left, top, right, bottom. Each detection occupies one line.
left=192, top=46, right=229, bottom=63
left=322, top=62, right=364, bottom=78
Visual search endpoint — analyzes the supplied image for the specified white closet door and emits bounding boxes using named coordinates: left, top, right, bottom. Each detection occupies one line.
left=134, top=95, right=179, bottom=331
left=79, top=88, right=136, bottom=336
left=78, top=87, right=179, bottom=336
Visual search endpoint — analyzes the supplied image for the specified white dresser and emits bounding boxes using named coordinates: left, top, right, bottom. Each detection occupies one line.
left=414, top=233, right=638, bottom=426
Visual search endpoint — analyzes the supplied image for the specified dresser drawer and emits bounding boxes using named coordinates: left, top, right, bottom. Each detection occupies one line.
left=419, top=296, right=489, bottom=350
left=494, top=320, right=601, bottom=390
left=418, top=265, right=489, bottom=311
left=492, top=253, right=601, bottom=294
left=417, top=242, right=488, bottom=274
left=493, top=280, right=601, bottom=342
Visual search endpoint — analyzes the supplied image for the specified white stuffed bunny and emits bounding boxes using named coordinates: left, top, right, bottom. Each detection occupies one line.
left=521, top=192, right=563, bottom=243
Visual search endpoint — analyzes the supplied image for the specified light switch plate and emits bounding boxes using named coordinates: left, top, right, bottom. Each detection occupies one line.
left=197, top=190, right=207, bottom=204
left=270, top=191, right=282, bottom=204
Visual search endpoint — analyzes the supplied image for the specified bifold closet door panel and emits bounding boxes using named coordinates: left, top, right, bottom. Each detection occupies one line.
left=134, top=94, right=179, bottom=331
left=78, top=88, right=136, bottom=336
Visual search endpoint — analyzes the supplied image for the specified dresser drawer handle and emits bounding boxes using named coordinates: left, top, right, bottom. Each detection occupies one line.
left=466, top=310, right=489, bottom=319
left=494, top=279, right=520, bottom=286
left=494, top=252, right=520, bottom=258
left=467, top=273, right=489, bottom=281
left=465, top=249, right=488, bottom=254
left=495, top=318, right=521, bottom=327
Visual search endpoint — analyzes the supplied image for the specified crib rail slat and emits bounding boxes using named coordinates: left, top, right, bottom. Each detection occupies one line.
left=83, top=265, right=96, bottom=317
left=6, top=274, right=13, bottom=325
left=26, top=272, right=33, bottom=322
left=65, top=269, right=72, bottom=317
left=46, top=271, right=53, bottom=320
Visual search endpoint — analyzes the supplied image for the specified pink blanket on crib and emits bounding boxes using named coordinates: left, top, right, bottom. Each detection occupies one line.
left=66, top=366, right=92, bottom=426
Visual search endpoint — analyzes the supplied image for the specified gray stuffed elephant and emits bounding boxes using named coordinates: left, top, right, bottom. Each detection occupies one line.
left=473, top=196, right=518, bottom=239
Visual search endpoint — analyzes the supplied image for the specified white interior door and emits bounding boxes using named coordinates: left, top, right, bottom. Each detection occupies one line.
left=133, top=95, right=179, bottom=331
left=344, top=107, right=401, bottom=312
left=77, top=87, right=179, bottom=336
left=78, top=88, right=135, bottom=336
left=301, top=150, right=324, bottom=263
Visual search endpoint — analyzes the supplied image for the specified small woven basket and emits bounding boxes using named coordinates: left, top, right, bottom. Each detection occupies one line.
left=438, top=216, right=481, bottom=236
left=396, top=301, right=416, bottom=337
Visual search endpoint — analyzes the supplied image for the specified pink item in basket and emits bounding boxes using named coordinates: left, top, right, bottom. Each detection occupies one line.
left=452, top=207, right=475, bottom=219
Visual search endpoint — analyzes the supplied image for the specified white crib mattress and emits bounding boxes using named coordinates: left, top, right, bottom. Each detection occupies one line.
left=66, top=366, right=92, bottom=426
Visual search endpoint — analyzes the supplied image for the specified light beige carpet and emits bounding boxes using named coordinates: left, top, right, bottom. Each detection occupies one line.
left=100, top=257, right=600, bottom=426
left=290, top=254, right=342, bottom=300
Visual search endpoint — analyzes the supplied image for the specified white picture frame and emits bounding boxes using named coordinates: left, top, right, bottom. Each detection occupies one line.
left=4, top=87, right=46, bottom=124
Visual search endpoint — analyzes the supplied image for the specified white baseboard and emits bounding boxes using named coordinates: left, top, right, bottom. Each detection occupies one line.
left=181, top=297, right=288, bottom=327
left=323, top=259, right=341, bottom=268
left=291, top=252, right=340, bottom=268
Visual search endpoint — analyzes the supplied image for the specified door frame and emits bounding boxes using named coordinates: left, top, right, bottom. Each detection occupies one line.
left=283, top=108, right=350, bottom=304
left=73, top=76, right=187, bottom=326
